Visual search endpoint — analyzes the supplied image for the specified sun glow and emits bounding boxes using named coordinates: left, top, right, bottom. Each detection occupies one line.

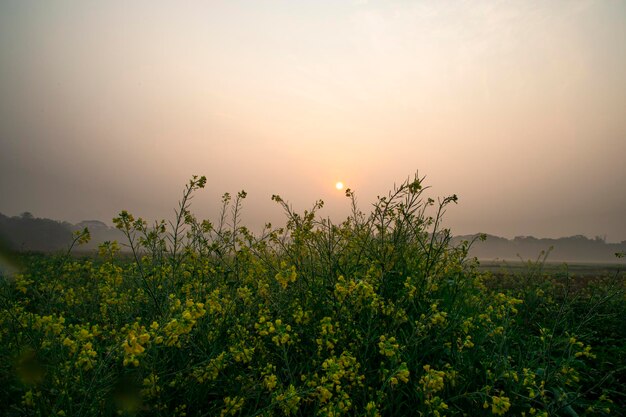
left=335, top=182, right=344, bottom=190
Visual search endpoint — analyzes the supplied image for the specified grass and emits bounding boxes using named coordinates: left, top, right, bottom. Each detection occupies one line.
left=1, top=174, right=624, bottom=416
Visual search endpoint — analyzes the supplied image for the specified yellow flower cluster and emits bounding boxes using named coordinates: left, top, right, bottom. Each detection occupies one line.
left=76, top=341, right=97, bottom=371
left=236, top=286, right=253, bottom=305
left=574, top=344, right=596, bottom=359
left=316, top=316, right=340, bottom=353
left=489, top=394, right=511, bottom=415
left=388, top=362, right=410, bottom=387
left=255, top=317, right=293, bottom=347
left=420, top=364, right=446, bottom=394
left=378, top=335, right=400, bottom=357
left=275, top=262, right=297, bottom=289
left=14, top=274, right=34, bottom=294
left=424, top=395, right=449, bottom=417
left=334, top=275, right=379, bottom=310
left=141, top=373, right=162, bottom=399
left=221, top=396, right=245, bottom=417
left=122, top=323, right=150, bottom=366
left=274, top=384, right=301, bottom=416
left=493, top=293, right=523, bottom=317
left=192, top=352, right=227, bottom=383
left=521, top=368, right=546, bottom=400
left=161, top=298, right=206, bottom=347
left=418, top=303, right=448, bottom=331
left=207, top=289, right=226, bottom=315
left=292, top=305, right=311, bottom=324
left=60, top=325, right=99, bottom=370
left=228, top=324, right=255, bottom=362
left=560, top=365, right=580, bottom=385
left=32, top=314, right=65, bottom=337
left=302, top=352, right=363, bottom=416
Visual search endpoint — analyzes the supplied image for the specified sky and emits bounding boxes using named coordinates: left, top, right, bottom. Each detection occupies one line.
left=1, top=0, right=625, bottom=242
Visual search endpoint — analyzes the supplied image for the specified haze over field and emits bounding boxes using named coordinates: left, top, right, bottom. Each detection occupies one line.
left=1, top=1, right=625, bottom=241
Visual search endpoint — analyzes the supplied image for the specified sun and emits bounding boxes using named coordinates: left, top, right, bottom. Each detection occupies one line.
left=335, top=181, right=344, bottom=190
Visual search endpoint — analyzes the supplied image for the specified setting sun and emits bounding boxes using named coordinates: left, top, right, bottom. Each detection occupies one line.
left=335, top=182, right=344, bottom=190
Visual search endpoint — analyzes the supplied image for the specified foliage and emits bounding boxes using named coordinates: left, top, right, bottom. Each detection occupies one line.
left=1, top=174, right=624, bottom=416
left=0, top=212, right=74, bottom=252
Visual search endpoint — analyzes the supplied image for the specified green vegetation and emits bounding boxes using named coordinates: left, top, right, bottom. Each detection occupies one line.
left=1, top=175, right=624, bottom=416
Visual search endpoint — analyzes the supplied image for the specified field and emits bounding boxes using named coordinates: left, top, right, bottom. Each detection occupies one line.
left=1, top=176, right=624, bottom=416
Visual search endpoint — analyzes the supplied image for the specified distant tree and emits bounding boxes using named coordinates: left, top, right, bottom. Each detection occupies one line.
left=0, top=212, right=73, bottom=252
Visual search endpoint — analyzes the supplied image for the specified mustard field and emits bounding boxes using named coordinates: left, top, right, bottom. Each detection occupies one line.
left=1, top=176, right=624, bottom=416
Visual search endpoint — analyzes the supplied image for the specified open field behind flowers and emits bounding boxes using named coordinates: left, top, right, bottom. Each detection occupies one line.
left=1, top=175, right=625, bottom=416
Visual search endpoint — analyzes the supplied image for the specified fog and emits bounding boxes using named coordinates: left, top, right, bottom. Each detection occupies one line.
left=1, top=1, right=625, bottom=241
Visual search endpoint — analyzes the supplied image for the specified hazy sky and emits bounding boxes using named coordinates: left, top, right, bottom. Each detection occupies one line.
left=1, top=1, right=625, bottom=241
